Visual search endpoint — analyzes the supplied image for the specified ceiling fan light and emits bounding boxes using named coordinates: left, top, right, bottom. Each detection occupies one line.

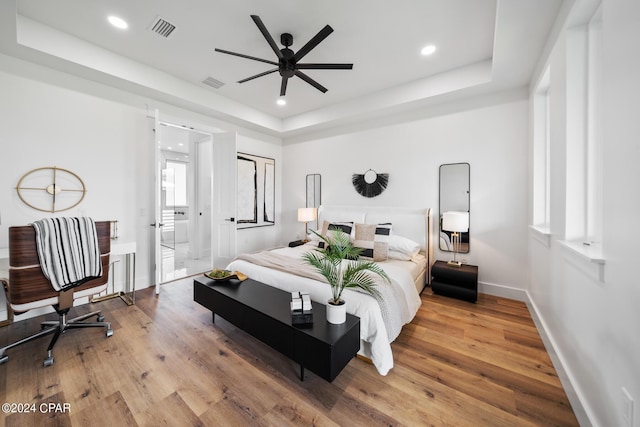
left=108, top=15, right=128, bottom=30
left=421, top=45, right=436, bottom=56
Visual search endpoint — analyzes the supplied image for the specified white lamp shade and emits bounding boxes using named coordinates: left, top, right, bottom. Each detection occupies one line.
left=442, top=211, right=469, bottom=233
left=297, top=207, right=317, bottom=223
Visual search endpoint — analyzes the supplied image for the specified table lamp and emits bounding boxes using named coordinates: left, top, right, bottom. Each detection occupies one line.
left=297, top=207, right=317, bottom=241
left=442, top=211, right=469, bottom=267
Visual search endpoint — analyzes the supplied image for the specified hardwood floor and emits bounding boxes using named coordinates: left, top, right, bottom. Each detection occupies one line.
left=0, top=278, right=578, bottom=426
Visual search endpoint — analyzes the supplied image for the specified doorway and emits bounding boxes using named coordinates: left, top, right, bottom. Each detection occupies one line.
left=158, top=124, right=213, bottom=283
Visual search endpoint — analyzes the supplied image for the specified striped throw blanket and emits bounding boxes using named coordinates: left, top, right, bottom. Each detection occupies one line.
left=32, top=217, right=103, bottom=291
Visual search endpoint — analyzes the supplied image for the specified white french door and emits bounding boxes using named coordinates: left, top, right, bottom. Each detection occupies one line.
left=152, top=111, right=237, bottom=294
left=211, top=132, right=237, bottom=268
left=153, top=110, right=162, bottom=294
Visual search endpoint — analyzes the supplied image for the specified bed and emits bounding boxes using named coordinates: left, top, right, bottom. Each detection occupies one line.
left=226, top=205, right=433, bottom=375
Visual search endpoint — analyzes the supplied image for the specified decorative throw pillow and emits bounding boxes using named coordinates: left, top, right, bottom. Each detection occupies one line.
left=317, top=221, right=354, bottom=249
left=321, top=220, right=354, bottom=236
left=353, top=223, right=392, bottom=261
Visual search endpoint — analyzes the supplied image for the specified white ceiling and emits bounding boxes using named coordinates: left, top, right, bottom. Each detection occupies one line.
left=3, top=0, right=564, bottom=139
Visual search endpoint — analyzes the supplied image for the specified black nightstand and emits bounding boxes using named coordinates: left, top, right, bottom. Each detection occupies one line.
left=288, top=240, right=307, bottom=248
left=431, top=260, right=478, bottom=302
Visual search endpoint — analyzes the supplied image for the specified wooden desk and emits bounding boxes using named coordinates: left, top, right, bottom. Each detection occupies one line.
left=91, top=240, right=136, bottom=305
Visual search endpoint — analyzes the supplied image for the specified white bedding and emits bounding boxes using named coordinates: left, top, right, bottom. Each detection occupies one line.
left=226, top=242, right=423, bottom=375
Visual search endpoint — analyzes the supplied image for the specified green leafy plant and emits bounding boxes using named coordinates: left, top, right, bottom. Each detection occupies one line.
left=302, top=227, right=390, bottom=305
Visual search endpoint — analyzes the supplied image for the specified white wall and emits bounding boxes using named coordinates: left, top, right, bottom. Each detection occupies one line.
left=0, top=54, right=282, bottom=306
left=282, top=90, right=530, bottom=294
left=527, top=1, right=640, bottom=426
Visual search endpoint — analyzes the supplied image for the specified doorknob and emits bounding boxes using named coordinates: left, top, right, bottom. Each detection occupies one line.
left=149, top=223, right=165, bottom=227
left=225, top=217, right=235, bottom=222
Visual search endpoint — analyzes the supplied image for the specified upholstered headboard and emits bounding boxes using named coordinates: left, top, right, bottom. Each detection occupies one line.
left=317, top=205, right=429, bottom=248
left=316, top=205, right=433, bottom=285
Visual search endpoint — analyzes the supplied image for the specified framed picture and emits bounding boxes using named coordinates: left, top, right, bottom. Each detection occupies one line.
left=237, top=153, right=275, bottom=228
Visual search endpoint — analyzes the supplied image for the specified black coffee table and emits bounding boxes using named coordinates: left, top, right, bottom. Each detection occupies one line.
left=193, top=276, right=360, bottom=382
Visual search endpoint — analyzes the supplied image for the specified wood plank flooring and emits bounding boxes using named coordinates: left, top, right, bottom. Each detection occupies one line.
left=0, top=278, right=578, bottom=426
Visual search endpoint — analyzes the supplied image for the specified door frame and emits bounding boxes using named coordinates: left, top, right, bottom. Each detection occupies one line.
left=152, top=111, right=236, bottom=294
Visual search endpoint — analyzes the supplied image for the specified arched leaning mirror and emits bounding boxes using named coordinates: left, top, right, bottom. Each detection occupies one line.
left=439, top=163, right=470, bottom=253
left=306, top=174, right=321, bottom=229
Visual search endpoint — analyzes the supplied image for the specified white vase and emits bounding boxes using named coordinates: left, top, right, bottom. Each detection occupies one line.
left=326, top=300, right=346, bottom=324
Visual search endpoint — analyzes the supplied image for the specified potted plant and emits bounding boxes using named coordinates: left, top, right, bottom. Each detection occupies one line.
left=302, top=228, right=390, bottom=324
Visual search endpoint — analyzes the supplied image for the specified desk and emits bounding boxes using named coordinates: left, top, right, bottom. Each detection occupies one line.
left=91, top=240, right=136, bottom=305
left=0, top=238, right=136, bottom=326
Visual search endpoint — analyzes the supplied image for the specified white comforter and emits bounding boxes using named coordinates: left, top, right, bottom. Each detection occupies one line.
left=226, top=243, right=422, bottom=375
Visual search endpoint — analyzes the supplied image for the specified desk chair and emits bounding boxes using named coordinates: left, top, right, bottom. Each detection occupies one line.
left=0, top=221, right=113, bottom=366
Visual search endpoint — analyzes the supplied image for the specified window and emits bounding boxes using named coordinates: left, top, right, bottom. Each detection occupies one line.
left=532, top=66, right=551, bottom=232
left=585, top=8, right=603, bottom=245
left=565, top=6, right=603, bottom=247
left=559, top=4, right=605, bottom=279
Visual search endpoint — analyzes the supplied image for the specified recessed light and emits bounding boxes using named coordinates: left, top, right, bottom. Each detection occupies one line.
left=108, top=15, right=128, bottom=30
left=167, top=146, right=173, bottom=150
left=276, top=98, right=286, bottom=106
left=421, top=45, right=436, bottom=56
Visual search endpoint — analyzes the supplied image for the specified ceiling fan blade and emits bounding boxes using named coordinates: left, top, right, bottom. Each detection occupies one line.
left=296, top=63, right=353, bottom=70
left=280, top=77, right=288, bottom=96
left=250, top=15, right=284, bottom=60
left=215, top=48, right=278, bottom=66
left=293, top=25, right=334, bottom=62
left=238, top=68, right=279, bottom=83
left=294, top=71, right=328, bottom=93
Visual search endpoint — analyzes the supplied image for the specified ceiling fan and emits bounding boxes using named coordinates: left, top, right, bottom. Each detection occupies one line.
left=215, top=15, right=353, bottom=96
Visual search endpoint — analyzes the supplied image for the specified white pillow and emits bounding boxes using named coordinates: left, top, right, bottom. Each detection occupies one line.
left=388, top=234, right=420, bottom=257
left=387, top=249, right=412, bottom=261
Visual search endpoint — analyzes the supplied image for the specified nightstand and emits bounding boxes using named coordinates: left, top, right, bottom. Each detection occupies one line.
left=431, top=260, right=478, bottom=302
left=288, top=240, right=307, bottom=248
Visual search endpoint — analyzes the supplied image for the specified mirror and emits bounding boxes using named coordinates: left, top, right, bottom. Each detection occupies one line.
left=439, top=163, right=470, bottom=252
left=306, top=174, right=321, bottom=229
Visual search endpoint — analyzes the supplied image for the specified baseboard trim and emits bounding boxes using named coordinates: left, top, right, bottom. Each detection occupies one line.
left=524, top=295, right=595, bottom=427
left=478, top=280, right=528, bottom=301
left=479, top=280, right=595, bottom=427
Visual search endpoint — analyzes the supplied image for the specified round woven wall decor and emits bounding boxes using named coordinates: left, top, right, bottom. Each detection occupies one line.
left=352, top=169, right=389, bottom=198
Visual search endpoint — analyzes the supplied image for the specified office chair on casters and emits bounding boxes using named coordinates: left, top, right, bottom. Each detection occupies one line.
left=0, top=221, right=113, bottom=367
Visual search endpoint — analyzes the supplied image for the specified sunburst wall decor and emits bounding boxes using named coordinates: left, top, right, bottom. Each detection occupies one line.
left=352, top=169, right=389, bottom=198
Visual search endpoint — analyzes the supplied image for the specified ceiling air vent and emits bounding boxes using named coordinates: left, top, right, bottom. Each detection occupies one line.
left=202, top=76, right=225, bottom=89
left=149, top=17, right=176, bottom=38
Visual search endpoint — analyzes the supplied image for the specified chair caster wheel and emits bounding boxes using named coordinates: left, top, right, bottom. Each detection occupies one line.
left=44, top=356, right=54, bottom=367
left=0, top=355, right=8, bottom=365
left=97, top=315, right=105, bottom=322
left=106, top=329, right=113, bottom=337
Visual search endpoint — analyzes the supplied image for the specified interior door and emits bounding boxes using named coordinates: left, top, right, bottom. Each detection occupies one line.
left=152, top=113, right=236, bottom=294
left=153, top=110, right=162, bottom=294
left=212, top=132, right=237, bottom=268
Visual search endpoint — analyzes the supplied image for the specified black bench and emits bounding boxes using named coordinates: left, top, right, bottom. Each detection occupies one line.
left=193, top=276, right=360, bottom=382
